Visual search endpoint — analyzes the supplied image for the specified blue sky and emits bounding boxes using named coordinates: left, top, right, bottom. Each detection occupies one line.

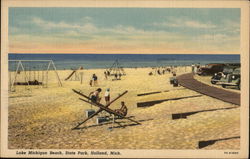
left=9, top=8, right=240, bottom=54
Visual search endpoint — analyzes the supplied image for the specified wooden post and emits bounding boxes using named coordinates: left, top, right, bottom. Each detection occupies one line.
left=80, top=72, right=83, bottom=84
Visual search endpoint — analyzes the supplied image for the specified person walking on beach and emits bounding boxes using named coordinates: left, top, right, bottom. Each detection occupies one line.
left=89, top=78, right=93, bottom=87
left=118, top=73, right=122, bottom=80
left=194, top=64, right=198, bottom=74
left=89, top=88, right=102, bottom=103
left=104, top=88, right=110, bottom=104
left=107, top=70, right=110, bottom=76
left=114, top=74, right=118, bottom=80
left=104, top=71, right=108, bottom=80
left=157, top=69, right=161, bottom=75
left=79, top=66, right=84, bottom=84
left=92, top=74, right=98, bottom=86
left=191, top=63, right=195, bottom=73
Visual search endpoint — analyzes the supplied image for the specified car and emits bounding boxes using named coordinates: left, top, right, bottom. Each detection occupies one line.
left=221, top=67, right=241, bottom=90
left=210, top=65, right=239, bottom=84
left=197, top=63, right=225, bottom=76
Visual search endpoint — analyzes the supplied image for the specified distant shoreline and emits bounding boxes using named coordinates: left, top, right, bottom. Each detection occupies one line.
left=8, top=54, right=240, bottom=71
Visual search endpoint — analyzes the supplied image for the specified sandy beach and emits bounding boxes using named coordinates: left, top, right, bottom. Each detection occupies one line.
left=8, top=67, right=240, bottom=149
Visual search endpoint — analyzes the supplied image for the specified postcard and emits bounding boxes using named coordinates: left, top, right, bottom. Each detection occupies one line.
left=1, top=0, right=249, bottom=158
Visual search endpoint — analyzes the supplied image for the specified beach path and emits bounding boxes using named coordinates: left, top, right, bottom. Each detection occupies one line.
left=177, top=73, right=240, bottom=105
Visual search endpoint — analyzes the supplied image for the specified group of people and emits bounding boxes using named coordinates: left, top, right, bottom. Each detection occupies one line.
left=104, top=70, right=110, bottom=80
left=191, top=63, right=201, bottom=74
left=88, top=88, right=128, bottom=116
left=114, top=73, right=122, bottom=80
left=149, top=67, right=175, bottom=76
left=89, top=70, right=124, bottom=86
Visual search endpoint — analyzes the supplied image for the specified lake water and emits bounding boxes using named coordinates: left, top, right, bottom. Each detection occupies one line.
left=8, top=54, right=240, bottom=71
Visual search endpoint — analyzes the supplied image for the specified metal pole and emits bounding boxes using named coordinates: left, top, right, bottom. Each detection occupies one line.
left=45, top=61, right=51, bottom=88
left=20, top=61, right=30, bottom=90
left=11, top=61, right=21, bottom=91
left=51, top=60, right=62, bottom=87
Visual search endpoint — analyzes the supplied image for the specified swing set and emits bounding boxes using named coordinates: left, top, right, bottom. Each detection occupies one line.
left=9, top=60, right=62, bottom=92
left=106, top=59, right=126, bottom=80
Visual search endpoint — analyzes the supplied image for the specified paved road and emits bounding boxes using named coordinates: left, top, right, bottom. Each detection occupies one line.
left=177, top=73, right=240, bottom=105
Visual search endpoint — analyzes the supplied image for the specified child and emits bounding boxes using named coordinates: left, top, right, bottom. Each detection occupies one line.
left=92, top=74, right=98, bottom=86
left=89, top=79, right=93, bottom=87
left=104, top=88, right=110, bottom=104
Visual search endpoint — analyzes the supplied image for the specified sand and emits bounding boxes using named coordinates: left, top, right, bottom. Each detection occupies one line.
left=8, top=67, right=240, bottom=149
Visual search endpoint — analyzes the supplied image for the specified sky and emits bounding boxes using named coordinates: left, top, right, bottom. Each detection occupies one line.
left=9, top=8, right=240, bottom=54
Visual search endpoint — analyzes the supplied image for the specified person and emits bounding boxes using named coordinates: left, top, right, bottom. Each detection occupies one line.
left=157, top=69, right=161, bottom=75
left=107, top=71, right=110, bottom=76
left=104, top=71, right=107, bottom=80
left=166, top=68, right=171, bottom=73
left=162, top=69, right=165, bottom=74
left=114, top=101, right=128, bottom=116
left=92, top=74, right=98, bottom=86
left=118, top=73, right=122, bottom=80
left=171, top=70, right=177, bottom=76
left=79, top=66, right=84, bottom=84
left=114, top=74, right=118, bottom=80
left=89, top=88, right=102, bottom=103
left=89, top=79, right=93, bottom=87
left=191, top=63, right=195, bottom=73
left=196, top=63, right=200, bottom=73
left=104, top=88, right=110, bottom=104
left=194, top=64, right=197, bottom=74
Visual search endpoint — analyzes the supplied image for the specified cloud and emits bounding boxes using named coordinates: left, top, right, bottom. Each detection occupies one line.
left=32, top=17, right=81, bottom=29
left=153, top=17, right=217, bottom=29
left=30, top=16, right=180, bottom=39
left=218, top=19, right=240, bottom=34
left=10, top=16, right=240, bottom=54
left=184, top=20, right=216, bottom=29
left=195, top=33, right=228, bottom=41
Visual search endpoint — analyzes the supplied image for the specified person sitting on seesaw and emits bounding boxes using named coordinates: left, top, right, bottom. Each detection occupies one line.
left=89, top=88, right=102, bottom=103
left=114, top=101, right=128, bottom=116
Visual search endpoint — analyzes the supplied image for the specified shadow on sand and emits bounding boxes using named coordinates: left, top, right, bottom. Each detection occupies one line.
left=73, top=117, right=153, bottom=130
left=137, top=95, right=202, bottom=107
left=198, top=136, right=240, bottom=149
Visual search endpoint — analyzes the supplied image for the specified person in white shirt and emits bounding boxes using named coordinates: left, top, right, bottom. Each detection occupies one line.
left=104, top=88, right=110, bottom=104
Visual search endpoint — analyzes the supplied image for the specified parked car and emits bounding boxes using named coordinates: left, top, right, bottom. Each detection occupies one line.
left=210, top=65, right=239, bottom=84
left=197, top=63, right=225, bottom=76
left=225, top=63, right=241, bottom=67
left=221, top=67, right=240, bottom=90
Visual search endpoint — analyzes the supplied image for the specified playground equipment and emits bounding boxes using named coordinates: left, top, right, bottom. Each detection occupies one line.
left=65, top=66, right=84, bottom=84
left=9, top=60, right=62, bottom=92
left=106, top=60, right=126, bottom=77
left=72, top=89, right=141, bottom=130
